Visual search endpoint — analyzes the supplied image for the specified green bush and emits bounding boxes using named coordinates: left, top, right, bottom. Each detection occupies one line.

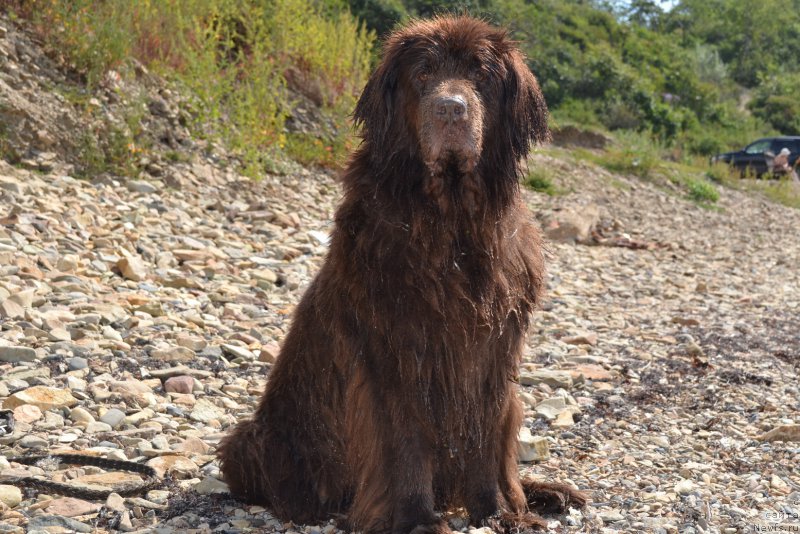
left=685, top=177, right=719, bottom=203
left=524, top=167, right=559, bottom=195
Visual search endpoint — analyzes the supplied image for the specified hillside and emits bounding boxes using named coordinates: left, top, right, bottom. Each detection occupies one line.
left=0, top=6, right=799, bottom=534
left=7, top=0, right=800, bottom=171
left=349, top=0, right=800, bottom=157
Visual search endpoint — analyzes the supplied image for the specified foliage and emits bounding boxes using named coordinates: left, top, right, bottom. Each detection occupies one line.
left=8, top=0, right=800, bottom=175
left=8, top=0, right=374, bottom=172
left=347, top=0, right=409, bottom=37
left=748, top=73, right=800, bottom=135
left=524, top=167, right=560, bottom=196
left=595, top=130, right=663, bottom=179
left=705, top=161, right=739, bottom=183
left=343, top=0, right=800, bottom=158
left=661, top=0, right=800, bottom=88
left=74, top=98, right=150, bottom=178
left=685, top=177, right=719, bottom=204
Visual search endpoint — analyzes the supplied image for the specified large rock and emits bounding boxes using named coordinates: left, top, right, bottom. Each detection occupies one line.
left=518, top=427, right=550, bottom=462
left=519, top=369, right=573, bottom=389
left=563, top=332, right=599, bottom=346
left=0, top=484, right=22, bottom=508
left=73, top=472, right=145, bottom=492
left=550, top=125, right=611, bottom=149
left=146, top=455, right=199, bottom=479
left=13, top=404, right=43, bottom=423
left=541, top=205, right=601, bottom=244
left=193, top=476, right=229, bottom=495
left=27, top=515, right=93, bottom=533
left=190, top=398, right=224, bottom=423
left=758, top=424, right=800, bottom=442
left=0, top=345, right=37, bottom=363
left=116, top=255, right=148, bottom=281
left=3, top=386, right=78, bottom=411
left=44, top=497, right=101, bottom=517
left=164, top=375, right=194, bottom=394
left=0, top=299, right=25, bottom=319
left=151, top=345, right=196, bottom=362
left=534, top=397, right=568, bottom=420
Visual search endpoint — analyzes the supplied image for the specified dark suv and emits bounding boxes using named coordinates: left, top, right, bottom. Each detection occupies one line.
left=712, top=136, right=800, bottom=176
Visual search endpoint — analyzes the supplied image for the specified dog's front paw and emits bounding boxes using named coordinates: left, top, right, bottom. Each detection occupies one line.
left=406, top=518, right=452, bottom=534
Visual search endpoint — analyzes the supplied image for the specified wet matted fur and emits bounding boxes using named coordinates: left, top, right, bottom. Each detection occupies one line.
left=218, top=15, right=587, bottom=533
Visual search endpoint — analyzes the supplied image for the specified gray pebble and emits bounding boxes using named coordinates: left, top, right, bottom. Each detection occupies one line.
left=99, top=408, right=126, bottom=428
left=18, top=435, right=49, bottom=449
left=28, top=515, right=92, bottom=533
left=68, top=356, right=88, bottom=370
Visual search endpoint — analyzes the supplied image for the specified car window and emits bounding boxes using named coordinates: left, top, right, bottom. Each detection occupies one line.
left=745, top=140, right=771, bottom=154
left=770, top=140, right=800, bottom=155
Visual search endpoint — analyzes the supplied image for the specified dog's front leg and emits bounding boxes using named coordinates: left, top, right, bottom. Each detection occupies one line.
left=389, top=425, right=450, bottom=534
left=346, top=370, right=450, bottom=534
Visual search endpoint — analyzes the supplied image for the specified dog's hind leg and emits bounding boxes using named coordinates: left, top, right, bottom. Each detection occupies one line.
left=218, top=389, right=348, bottom=524
left=217, top=417, right=274, bottom=506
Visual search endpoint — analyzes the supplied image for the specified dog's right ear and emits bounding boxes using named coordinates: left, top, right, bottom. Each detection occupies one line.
left=501, top=48, right=550, bottom=159
left=353, top=41, right=402, bottom=147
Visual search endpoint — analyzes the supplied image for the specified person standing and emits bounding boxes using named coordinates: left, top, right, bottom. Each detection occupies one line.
left=771, top=147, right=792, bottom=174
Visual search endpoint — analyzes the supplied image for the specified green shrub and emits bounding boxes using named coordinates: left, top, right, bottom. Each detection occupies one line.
left=751, top=93, right=800, bottom=135
left=760, top=178, right=800, bottom=209
left=685, top=177, right=719, bottom=203
left=73, top=96, right=150, bottom=178
left=524, top=167, right=559, bottom=195
left=284, top=132, right=354, bottom=169
left=347, top=0, right=408, bottom=37
left=602, top=100, right=643, bottom=131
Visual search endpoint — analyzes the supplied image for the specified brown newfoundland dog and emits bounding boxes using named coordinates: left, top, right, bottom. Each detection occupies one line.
left=218, top=15, right=586, bottom=533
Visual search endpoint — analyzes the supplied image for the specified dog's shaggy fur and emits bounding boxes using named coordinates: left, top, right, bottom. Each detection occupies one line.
left=218, top=16, right=586, bottom=533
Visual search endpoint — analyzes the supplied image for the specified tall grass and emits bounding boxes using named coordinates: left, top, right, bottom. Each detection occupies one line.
left=10, top=0, right=375, bottom=173
left=595, top=130, right=663, bottom=179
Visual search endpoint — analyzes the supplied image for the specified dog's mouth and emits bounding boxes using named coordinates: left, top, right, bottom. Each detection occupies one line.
left=423, top=130, right=479, bottom=174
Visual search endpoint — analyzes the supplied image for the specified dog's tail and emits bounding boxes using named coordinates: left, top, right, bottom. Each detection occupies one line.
left=521, top=478, right=588, bottom=514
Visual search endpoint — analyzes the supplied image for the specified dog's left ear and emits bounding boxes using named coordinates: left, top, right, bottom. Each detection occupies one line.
left=502, top=49, right=550, bottom=159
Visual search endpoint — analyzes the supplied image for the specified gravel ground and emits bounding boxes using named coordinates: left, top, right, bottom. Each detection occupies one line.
left=1, top=13, right=800, bottom=534
left=0, top=150, right=798, bottom=534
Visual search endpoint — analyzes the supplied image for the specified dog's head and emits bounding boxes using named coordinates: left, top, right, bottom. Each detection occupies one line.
left=354, top=16, right=549, bottom=176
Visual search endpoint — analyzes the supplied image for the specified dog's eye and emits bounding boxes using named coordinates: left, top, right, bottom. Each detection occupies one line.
left=472, top=69, right=488, bottom=82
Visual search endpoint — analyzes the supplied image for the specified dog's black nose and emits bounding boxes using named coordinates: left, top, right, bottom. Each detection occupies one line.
left=436, top=96, right=467, bottom=122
